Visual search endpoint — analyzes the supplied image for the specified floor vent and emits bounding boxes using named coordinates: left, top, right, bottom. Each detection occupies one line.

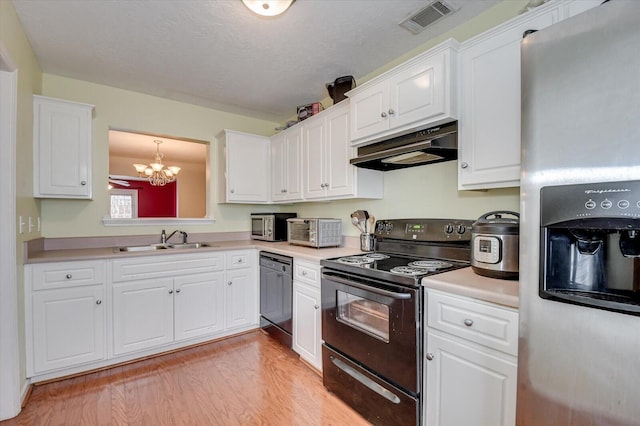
left=399, top=0, right=458, bottom=34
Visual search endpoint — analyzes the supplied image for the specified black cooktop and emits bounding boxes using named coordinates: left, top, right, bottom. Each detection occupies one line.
left=320, top=252, right=469, bottom=287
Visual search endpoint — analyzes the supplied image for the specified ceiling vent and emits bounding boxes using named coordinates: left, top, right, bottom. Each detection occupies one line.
left=399, top=0, right=459, bottom=35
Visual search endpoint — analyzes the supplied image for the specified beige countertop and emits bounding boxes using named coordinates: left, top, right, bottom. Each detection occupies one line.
left=24, top=238, right=363, bottom=264
left=422, top=267, right=519, bottom=309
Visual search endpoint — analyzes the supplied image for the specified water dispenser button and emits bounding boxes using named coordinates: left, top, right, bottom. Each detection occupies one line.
left=618, top=200, right=630, bottom=209
left=601, top=199, right=612, bottom=209
left=585, top=199, right=596, bottom=209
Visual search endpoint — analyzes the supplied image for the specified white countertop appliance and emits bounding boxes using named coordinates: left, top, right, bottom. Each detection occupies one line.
left=471, top=211, right=519, bottom=280
left=287, top=218, right=342, bottom=248
left=518, top=2, right=640, bottom=424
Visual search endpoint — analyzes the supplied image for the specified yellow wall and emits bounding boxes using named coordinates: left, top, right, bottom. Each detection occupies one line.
left=40, top=74, right=281, bottom=237
left=1, top=0, right=43, bottom=399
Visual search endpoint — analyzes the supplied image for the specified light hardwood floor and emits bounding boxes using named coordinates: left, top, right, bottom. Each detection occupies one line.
left=2, top=331, right=371, bottom=425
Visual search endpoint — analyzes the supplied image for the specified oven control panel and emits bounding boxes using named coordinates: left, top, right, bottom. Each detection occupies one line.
left=375, top=219, right=473, bottom=242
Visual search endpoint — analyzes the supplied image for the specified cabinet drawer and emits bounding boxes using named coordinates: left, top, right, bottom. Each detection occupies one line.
left=427, top=290, right=518, bottom=356
left=31, top=261, right=105, bottom=291
left=112, top=252, right=224, bottom=282
left=294, top=259, right=320, bottom=287
left=225, top=250, right=254, bottom=270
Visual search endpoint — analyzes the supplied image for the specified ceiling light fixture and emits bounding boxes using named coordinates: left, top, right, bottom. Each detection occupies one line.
left=242, top=0, right=295, bottom=17
left=133, top=140, right=181, bottom=186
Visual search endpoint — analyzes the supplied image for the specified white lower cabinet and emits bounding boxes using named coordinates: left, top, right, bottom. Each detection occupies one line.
left=112, top=278, right=175, bottom=355
left=424, top=289, right=518, bottom=426
left=31, top=285, right=105, bottom=373
left=25, top=249, right=258, bottom=381
left=175, top=272, right=226, bottom=340
left=292, top=259, right=322, bottom=371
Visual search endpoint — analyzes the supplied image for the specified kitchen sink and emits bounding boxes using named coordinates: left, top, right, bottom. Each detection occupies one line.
left=115, top=242, right=216, bottom=252
left=166, top=242, right=216, bottom=249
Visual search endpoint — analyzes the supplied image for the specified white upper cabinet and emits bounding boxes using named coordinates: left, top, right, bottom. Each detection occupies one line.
left=349, top=39, right=459, bottom=146
left=270, top=125, right=303, bottom=203
left=219, top=129, right=270, bottom=203
left=302, top=102, right=383, bottom=201
left=457, top=0, right=601, bottom=190
left=33, top=95, right=94, bottom=199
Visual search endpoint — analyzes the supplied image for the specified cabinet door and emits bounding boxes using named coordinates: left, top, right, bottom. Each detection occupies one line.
left=292, top=282, right=322, bottom=371
left=388, top=52, right=446, bottom=131
left=302, top=115, right=327, bottom=199
left=458, top=11, right=558, bottom=190
left=174, top=272, right=225, bottom=341
left=32, top=286, right=105, bottom=373
left=225, top=269, right=258, bottom=330
left=350, top=83, right=389, bottom=142
left=270, top=132, right=287, bottom=202
left=112, top=279, right=174, bottom=355
left=284, top=127, right=303, bottom=201
left=33, top=96, right=93, bottom=199
left=225, top=130, right=270, bottom=202
left=425, top=331, right=517, bottom=426
left=325, top=103, right=355, bottom=198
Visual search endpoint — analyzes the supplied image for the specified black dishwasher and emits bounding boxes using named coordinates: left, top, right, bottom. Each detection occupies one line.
left=259, top=251, right=293, bottom=348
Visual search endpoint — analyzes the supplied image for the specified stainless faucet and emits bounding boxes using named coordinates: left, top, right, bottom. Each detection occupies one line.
left=161, top=229, right=188, bottom=244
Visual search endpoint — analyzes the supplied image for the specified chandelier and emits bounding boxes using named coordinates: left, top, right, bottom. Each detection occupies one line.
left=133, top=140, right=181, bottom=186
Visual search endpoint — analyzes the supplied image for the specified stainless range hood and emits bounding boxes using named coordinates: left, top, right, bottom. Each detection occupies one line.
left=350, top=121, right=457, bottom=171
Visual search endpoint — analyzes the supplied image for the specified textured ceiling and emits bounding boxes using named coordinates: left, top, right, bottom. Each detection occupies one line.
left=12, top=0, right=501, bottom=122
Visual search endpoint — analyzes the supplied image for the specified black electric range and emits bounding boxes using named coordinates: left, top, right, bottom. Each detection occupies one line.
left=320, top=218, right=474, bottom=287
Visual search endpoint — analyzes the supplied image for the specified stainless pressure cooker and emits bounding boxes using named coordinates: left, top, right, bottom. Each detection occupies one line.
left=471, top=211, right=519, bottom=280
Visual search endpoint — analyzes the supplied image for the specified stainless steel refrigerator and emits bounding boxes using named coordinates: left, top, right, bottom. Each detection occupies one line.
left=518, top=1, right=640, bottom=424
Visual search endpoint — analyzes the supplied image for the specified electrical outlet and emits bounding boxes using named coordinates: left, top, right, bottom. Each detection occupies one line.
left=28, top=217, right=34, bottom=233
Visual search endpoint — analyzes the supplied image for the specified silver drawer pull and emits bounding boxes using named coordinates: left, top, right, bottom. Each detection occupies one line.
left=426, top=353, right=434, bottom=361
left=65, top=274, right=72, bottom=279
left=330, top=356, right=400, bottom=404
left=464, top=319, right=474, bottom=327
left=95, top=299, right=102, bottom=305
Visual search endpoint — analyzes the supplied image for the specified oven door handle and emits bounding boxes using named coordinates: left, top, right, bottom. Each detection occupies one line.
left=322, top=272, right=412, bottom=300
left=330, top=355, right=401, bottom=404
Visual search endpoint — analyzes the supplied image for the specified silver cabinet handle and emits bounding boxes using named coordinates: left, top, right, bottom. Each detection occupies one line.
left=80, top=181, right=87, bottom=186
left=65, top=274, right=72, bottom=279
left=381, top=111, right=387, bottom=118
left=96, top=299, right=102, bottom=305
left=464, top=319, right=474, bottom=327
left=461, top=162, right=469, bottom=169
left=228, top=281, right=232, bottom=286
left=426, top=353, right=434, bottom=361
left=302, top=270, right=307, bottom=276
left=230, top=189, right=235, bottom=194
left=168, top=289, right=173, bottom=294
left=176, top=289, right=181, bottom=293
left=314, top=304, right=320, bottom=310
left=283, top=189, right=287, bottom=193
left=388, top=109, right=395, bottom=115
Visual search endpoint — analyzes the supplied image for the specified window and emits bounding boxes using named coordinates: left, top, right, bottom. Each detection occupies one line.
left=109, top=189, right=138, bottom=219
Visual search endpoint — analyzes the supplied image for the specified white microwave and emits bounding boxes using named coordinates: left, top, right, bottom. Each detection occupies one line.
left=287, top=218, right=342, bottom=248
left=250, top=213, right=297, bottom=241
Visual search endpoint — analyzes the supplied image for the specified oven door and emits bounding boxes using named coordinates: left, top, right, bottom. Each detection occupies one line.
left=321, top=269, right=420, bottom=394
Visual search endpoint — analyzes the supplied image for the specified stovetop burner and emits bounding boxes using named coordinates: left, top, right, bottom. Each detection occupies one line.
left=336, top=253, right=390, bottom=265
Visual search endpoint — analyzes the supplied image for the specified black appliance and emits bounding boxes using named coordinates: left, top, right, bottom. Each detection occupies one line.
left=540, top=180, right=640, bottom=316
left=349, top=121, right=457, bottom=171
left=259, top=251, right=294, bottom=347
left=326, top=75, right=355, bottom=105
left=251, top=213, right=297, bottom=242
left=320, top=218, right=473, bottom=426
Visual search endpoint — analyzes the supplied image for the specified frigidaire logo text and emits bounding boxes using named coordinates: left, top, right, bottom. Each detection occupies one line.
left=417, top=127, right=440, bottom=137
left=584, top=188, right=631, bottom=194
